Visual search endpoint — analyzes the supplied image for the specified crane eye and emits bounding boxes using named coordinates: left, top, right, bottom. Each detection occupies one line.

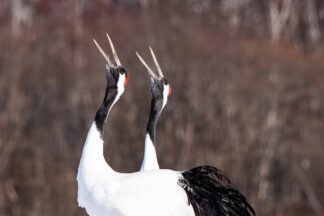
left=119, top=67, right=126, bottom=75
left=164, top=80, right=168, bottom=85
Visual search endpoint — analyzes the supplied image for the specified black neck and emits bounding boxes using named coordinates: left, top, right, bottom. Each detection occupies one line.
left=94, top=87, right=118, bottom=137
left=146, top=97, right=164, bottom=145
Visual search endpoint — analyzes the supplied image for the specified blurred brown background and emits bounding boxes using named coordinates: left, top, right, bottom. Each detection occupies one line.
left=0, top=0, right=324, bottom=215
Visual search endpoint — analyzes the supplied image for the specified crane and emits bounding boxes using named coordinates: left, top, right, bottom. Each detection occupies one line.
left=138, top=48, right=171, bottom=171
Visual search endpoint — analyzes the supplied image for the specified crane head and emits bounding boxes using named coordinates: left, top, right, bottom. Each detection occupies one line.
left=136, top=47, right=171, bottom=108
left=93, top=33, right=129, bottom=95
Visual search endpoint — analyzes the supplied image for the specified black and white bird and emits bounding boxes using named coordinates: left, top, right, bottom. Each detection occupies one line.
left=137, top=48, right=171, bottom=171
left=77, top=34, right=255, bottom=216
left=135, top=49, right=255, bottom=216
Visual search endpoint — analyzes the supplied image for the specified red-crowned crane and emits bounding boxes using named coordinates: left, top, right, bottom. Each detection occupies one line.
left=77, top=34, right=255, bottom=216
left=138, top=48, right=171, bottom=171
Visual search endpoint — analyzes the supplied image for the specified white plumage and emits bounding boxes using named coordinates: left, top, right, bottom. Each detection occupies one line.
left=77, top=122, right=194, bottom=216
left=140, top=133, right=159, bottom=171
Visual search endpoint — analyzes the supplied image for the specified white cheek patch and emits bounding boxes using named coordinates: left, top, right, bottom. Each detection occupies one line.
left=162, top=84, right=169, bottom=108
left=116, top=74, right=126, bottom=99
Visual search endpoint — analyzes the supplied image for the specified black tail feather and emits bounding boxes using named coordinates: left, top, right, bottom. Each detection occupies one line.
left=179, top=166, right=255, bottom=216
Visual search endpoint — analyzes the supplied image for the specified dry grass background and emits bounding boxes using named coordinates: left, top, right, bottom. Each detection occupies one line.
left=0, top=0, right=324, bottom=215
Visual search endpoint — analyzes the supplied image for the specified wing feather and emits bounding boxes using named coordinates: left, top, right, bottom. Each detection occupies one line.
left=180, top=166, right=255, bottom=216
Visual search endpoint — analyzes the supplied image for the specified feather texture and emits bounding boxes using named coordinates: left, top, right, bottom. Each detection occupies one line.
left=180, top=166, right=255, bottom=216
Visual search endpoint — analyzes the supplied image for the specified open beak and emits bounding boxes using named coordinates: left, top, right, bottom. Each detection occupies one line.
left=136, top=47, right=164, bottom=79
left=136, top=52, right=158, bottom=78
left=93, top=33, right=122, bottom=68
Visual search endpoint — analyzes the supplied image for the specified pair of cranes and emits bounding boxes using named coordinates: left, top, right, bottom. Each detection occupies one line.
left=76, top=34, right=255, bottom=216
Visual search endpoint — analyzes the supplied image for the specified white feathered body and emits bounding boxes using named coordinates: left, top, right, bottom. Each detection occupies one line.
left=77, top=123, right=194, bottom=216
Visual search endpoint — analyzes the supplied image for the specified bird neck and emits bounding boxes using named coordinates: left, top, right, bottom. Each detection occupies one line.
left=94, top=87, right=118, bottom=137
left=140, top=133, right=159, bottom=170
left=146, top=97, right=164, bottom=146
left=78, top=87, right=119, bottom=176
